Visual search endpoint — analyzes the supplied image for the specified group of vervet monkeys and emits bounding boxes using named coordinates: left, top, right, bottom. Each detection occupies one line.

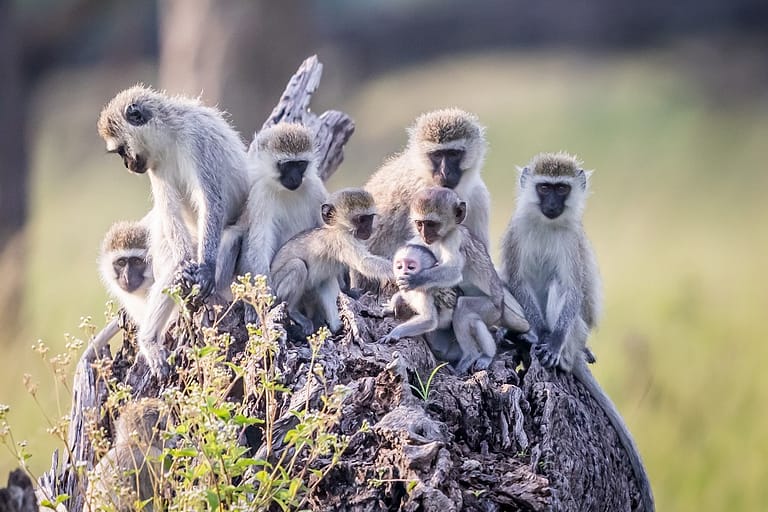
left=93, top=85, right=653, bottom=510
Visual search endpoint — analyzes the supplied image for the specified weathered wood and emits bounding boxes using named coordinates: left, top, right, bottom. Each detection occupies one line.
left=259, top=55, right=355, bottom=182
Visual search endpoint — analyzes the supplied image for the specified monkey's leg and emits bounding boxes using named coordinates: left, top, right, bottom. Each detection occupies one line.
left=384, top=302, right=439, bottom=343
left=452, top=296, right=499, bottom=373
left=273, top=259, right=314, bottom=334
left=317, top=278, right=342, bottom=334
left=468, top=318, right=497, bottom=370
left=138, top=292, right=177, bottom=378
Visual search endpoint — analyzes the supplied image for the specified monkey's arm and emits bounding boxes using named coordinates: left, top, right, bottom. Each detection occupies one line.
left=196, top=192, right=228, bottom=299
left=535, top=281, right=582, bottom=369
left=346, top=249, right=394, bottom=285
left=464, top=183, right=491, bottom=249
left=385, top=293, right=438, bottom=342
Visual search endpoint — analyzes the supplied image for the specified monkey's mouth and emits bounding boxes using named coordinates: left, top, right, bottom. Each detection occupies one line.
left=541, top=207, right=564, bottom=219
left=124, top=154, right=148, bottom=174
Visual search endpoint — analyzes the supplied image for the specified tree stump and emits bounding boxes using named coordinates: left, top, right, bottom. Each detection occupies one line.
left=36, top=56, right=650, bottom=511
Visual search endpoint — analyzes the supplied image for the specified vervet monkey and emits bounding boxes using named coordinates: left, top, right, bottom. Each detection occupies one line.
left=270, top=188, right=394, bottom=335
left=85, top=398, right=169, bottom=512
left=383, top=244, right=457, bottom=342
left=98, top=85, right=249, bottom=377
left=99, top=219, right=153, bottom=323
left=237, top=122, right=327, bottom=323
left=401, top=187, right=529, bottom=372
left=499, top=152, right=654, bottom=511
left=359, top=109, right=490, bottom=290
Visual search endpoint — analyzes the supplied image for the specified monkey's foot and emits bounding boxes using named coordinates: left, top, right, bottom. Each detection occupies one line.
left=518, top=330, right=539, bottom=345
left=583, top=346, right=597, bottom=364
left=533, top=343, right=563, bottom=369
left=381, top=334, right=400, bottom=344
left=473, top=355, right=493, bottom=371
left=142, top=344, right=171, bottom=380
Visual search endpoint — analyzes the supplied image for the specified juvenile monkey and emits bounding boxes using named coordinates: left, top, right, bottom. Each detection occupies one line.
left=98, top=85, right=249, bottom=377
left=237, top=122, right=327, bottom=323
left=402, top=187, right=529, bottom=372
left=383, top=244, right=457, bottom=342
left=99, top=219, right=153, bottom=323
left=85, top=398, right=169, bottom=512
left=357, top=109, right=490, bottom=290
left=270, top=188, right=394, bottom=335
left=499, top=152, right=654, bottom=511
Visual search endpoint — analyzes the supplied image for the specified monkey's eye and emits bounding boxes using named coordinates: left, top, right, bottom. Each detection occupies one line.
left=128, top=257, right=144, bottom=266
left=125, top=103, right=150, bottom=126
left=555, top=184, right=571, bottom=196
left=407, top=263, right=417, bottom=271
left=536, top=184, right=552, bottom=195
left=444, top=149, right=462, bottom=159
left=115, top=258, right=127, bottom=267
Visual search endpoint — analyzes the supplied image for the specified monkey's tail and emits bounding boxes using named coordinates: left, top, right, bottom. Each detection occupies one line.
left=572, top=361, right=655, bottom=512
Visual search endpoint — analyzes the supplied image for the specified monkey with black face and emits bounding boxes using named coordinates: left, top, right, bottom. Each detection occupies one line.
left=355, top=109, right=490, bottom=291
left=270, top=188, right=394, bottom=335
left=85, top=398, right=170, bottom=512
left=400, top=187, right=529, bottom=372
left=500, top=152, right=654, bottom=511
left=100, top=219, right=153, bottom=324
left=98, top=85, right=249, bottom=377
left=237, top=122, right=327, bottom=323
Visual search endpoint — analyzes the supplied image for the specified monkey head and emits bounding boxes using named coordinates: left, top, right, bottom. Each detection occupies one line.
left=517, top=152, right=591, bottom=221
left=410, top=187, right=467, bottom=245
left=251, top=122, right=317, bottom=191
left=114, top=398, right=169, bottom=447
left=392, top=244, right=438, bottom=279
left=409, top=108, right=486, bottom=189
left=100, top=221, right=152, bottom=294
left=98, top=85, right=186, bottom=175
left=321, top=188, right=377, bottom=241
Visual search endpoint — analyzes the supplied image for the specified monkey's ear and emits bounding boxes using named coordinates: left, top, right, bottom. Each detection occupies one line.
left=577, top=169, right=592, bottom=189
left=455, top=201, right=467, bottom=224
left=125, top=103, right=152, bottom=126
left=517, top=166, right=530, bottom=188
left=321, top=203, right=336, bottom=225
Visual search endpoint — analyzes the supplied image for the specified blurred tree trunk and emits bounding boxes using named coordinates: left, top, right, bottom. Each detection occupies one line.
left=0, top=0, right=28, bottom=336
left=158, top=0, right=313, bottom=140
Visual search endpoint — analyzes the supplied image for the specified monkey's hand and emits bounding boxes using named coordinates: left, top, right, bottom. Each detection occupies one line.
left=243, top=304, right=262, bottom=328
left=396, top=272, right=427, bottom=291
left=194, top=262, right=216, bottom=299
left=140, top=341, right=171, bottom=380
left=533, top=332, right=564, bottom=369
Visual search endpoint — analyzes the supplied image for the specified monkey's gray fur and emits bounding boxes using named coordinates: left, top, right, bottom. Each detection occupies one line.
left=237, top=123, right=327, bottom=323
left=85, top=398, right=169, bottom=512
left=401, top=187, right=529, bottom=373
left=98, top=85, right=249, bottom=377
left=362, top=108, right=491, bottom=265
left=270, top=188, right=394, bottom=334
left=500, top=152, right=654, bottom=511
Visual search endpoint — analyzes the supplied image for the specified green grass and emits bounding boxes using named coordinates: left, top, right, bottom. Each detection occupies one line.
left=2, top=50, right=766, bottom=511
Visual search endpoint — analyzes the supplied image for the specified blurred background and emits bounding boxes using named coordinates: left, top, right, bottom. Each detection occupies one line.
left=0, top=0, right=766, bottom=509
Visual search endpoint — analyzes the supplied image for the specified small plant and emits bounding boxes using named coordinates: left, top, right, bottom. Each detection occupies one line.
left=5, top=273, right=351, bottom=512
left=409, top=362, right=448, bottom=402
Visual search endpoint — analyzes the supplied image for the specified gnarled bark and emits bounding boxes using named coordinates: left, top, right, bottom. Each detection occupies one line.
left=37, top=57, right=649, bottom=512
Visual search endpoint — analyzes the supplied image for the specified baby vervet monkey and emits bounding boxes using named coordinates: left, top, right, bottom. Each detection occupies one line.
left=500, top=152, right=654, bottom=511
left=400, top=187, right=530, bottom=372
left=99, top=219, right=153, bottom=324
left=383, top=244, right=456, bottom=342
left=85, top=398, right=170, bottom=512
left=270, top=188, right=394, bottom=335
left=237, top=122, right=327, bottom=323
left=98, top=85, right=249, bottom=377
